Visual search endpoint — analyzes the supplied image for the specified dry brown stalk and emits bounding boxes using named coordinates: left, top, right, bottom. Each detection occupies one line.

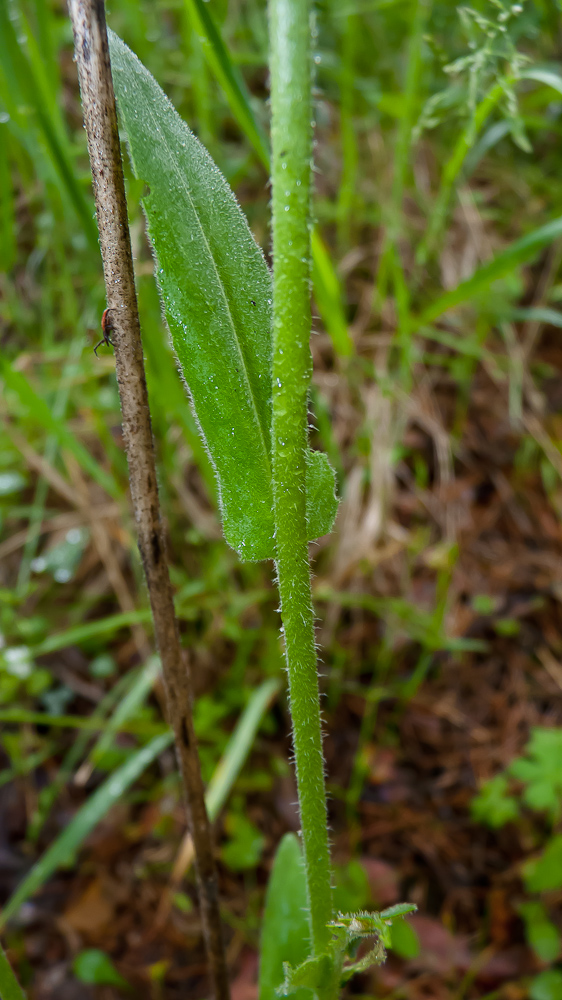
left=66, top=3, right=230, bottom=997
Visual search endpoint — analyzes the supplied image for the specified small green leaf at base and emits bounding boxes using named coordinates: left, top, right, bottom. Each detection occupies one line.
left=270, top=900, right=418, bottom=997
left=329, top=904, right=418, bottom=983
left=277, top=955, right=334, bottom=997
left=258, top=834, right=311, bottom=1000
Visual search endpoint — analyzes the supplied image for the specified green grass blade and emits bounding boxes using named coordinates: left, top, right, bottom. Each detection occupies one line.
left=391, top=0, right=429, bottom=225
left=185, top=0, right=270, bottom=169
left=0, top=709, right=166, bottom=737
left=28, top=668, right=150, bottom=843
left=0, top=358, right=121, bottom=501
left=1, top=683, right=279, bottom=931
left=89, top=656, right=161, bottom=767
left=0, top=943, right=27, bottom=1000
left=336, top=11, right=359, bottom=251
left=0, top=133, right=16, bottom=272
left=511, top=307, right=562, bottom=327
left=206, top=677, right=281, bottom=819
left=521, top=66, right=562, bottom=96
left=417, top=216, right=562, bottom=327
left=375, top=0, right=428, bottom=376
left=109, top=31, right=337, bottom=560
left=181, top=0, right=352, bottom=355
left=30, top=609, right=153, bottom=656
left=0, top=2, right=97, bottom=245
left=0, top=733, right=173, bottom=929
left=17, top=334, right=85, bottom=595
left=417, top=80, right=507, bottom=263
left=310, top=230, right=353, bottom=355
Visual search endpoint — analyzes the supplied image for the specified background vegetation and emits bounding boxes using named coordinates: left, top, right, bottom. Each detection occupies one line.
left=1, top=0, right=562, bottom=997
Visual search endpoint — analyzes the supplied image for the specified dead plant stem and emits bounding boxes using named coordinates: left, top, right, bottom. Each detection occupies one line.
left=66, top=3, right=230, bottom=997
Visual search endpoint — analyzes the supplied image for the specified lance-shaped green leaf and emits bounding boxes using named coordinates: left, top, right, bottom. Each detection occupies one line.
left=259, top=834, right=311, bottom=1000
left=108, top=32, right=338, bottom=561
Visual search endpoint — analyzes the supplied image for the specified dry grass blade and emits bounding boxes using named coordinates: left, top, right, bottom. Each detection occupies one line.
left=0, top=504, right=119, bottom=561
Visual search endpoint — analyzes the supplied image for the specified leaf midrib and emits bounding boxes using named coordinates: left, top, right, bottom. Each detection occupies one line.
left=114, top=38, right=272, bottom=475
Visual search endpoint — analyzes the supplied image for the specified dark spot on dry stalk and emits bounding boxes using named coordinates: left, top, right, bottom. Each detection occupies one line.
left=151, top=529, right=161, bottom=564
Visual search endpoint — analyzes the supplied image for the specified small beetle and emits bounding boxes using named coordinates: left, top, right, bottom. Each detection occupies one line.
left=94, top=308, right=115, bottom=357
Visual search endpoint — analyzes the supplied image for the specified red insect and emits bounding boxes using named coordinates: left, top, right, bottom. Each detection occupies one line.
left=94, top=308, right=115, bottom=357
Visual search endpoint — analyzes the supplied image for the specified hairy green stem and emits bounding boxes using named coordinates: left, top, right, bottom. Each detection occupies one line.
left=269, top=0, right=333, bottom=958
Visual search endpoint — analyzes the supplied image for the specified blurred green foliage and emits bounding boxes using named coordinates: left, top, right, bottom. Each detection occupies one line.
left=473, top=729, right=562, bottom=990
left=1, top=0, right=562, bottom=993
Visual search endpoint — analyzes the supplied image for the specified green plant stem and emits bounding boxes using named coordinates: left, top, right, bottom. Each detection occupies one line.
left=269, top=0, right=333, bottom=958
left=0, top=942, right=27, bottom=1000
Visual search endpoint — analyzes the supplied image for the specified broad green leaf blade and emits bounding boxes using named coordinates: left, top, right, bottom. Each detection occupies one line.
left=111, top=31, right=272, bottom=560
left=0, top=943, right=27, bottom=1000
left=109, top=32, right=338, bottom=560
left=0, top=733, right=172, bottom=929
left=418, top=216, right=562, bottom=327
left=258, top=834, right=311, bottom=1000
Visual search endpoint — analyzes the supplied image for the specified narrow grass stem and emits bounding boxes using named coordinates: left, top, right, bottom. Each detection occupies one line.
left=417, top=79, right=508, bottom=264
left=269, top=0, right=333, bottom=958
left=374, top=0, right=428, bottom=381
left=66, top=4, right=229, bottom=998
